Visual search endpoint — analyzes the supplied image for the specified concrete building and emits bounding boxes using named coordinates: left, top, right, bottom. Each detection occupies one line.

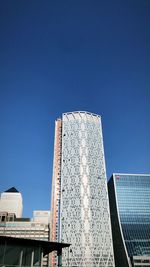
left=108, top=173, right=150, bottom=267
left=51, top=111, right=115, bottom=267
left=0, top=211, right=50, bottom=267
left=0, top=188, right=51, bottom=267
left=33, top=210, right=50, bottom=224
left=0, top=235, right=70, bottom=267
left=0, top=187, right=23, bottom=218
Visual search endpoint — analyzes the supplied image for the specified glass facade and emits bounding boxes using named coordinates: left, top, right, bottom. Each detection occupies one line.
left=108, top=174, right=150, bottom=267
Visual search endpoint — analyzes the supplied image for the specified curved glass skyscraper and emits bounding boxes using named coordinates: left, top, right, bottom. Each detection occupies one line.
left=51, top=111, right=115, bottom=267
left=108, top=174, right=150, bottom=267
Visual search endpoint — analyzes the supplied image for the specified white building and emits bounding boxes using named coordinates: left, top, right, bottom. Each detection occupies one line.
left=51, top=111, right=115, bottom=267
left=0, top=187, right=23, bottom=218
left=33, top=210, right=50, bottom=224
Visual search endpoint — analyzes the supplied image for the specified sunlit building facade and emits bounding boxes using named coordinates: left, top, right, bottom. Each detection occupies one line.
left=51, top=111, right=115, bottom=267
left=33, top=210, right=50, bottom=224
left=0, top=211, right=50, bottom=267
left=50, top=118, right=62, bottom=267
left=0, top=187, right=23, bottom=218
left=108, top=173, right=150, bottom=267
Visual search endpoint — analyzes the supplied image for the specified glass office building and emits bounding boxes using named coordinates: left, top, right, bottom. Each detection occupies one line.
left=51, top=111, right=115, bottom=267
left=108, top=174, right=150, bottom=267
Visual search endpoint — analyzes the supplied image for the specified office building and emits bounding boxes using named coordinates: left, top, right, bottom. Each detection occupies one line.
left=51, top=111, right=115, bottom=267
left=0, top=235, right=70, bottom=267
left=33, top=210, right=50, bottom=224
left=0, top=188, right=51, bottom=267
left=108, top=173, right=150, bottom=267
left=0, top=210, right=50, bottom=267
left=0, top=187, right=23, bottom=218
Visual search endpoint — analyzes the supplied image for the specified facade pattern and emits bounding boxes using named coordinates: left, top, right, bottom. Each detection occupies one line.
left=51, top=111, right=115, bottom=267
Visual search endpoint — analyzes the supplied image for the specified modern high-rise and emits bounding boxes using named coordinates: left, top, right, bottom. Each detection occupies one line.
left=108, top=173, right=150, bottom=267
left=51, top=111, right=115, bottom=267
left=0, top=187, right=23, bottom=218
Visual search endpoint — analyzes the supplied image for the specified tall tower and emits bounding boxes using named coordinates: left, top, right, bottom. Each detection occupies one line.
left=108, top=173, right=150, bottom=267
left=50, top=118, right=62, bottom=266
left=51, top=111, right=115, bottom=267
left=0, top=187, right=23, bottom=218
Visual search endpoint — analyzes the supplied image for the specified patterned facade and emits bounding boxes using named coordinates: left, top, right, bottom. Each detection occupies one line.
left=108, top=173, right=150, bottom=267
left=51, top=111, right=115, bottom=267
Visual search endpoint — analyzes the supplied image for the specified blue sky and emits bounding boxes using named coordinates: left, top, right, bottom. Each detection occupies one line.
left=0, top=0, right=150, bottom=218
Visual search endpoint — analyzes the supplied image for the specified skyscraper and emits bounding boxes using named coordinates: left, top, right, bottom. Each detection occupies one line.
left=0, top=187, right=23, bottom=218
left=108, top=173, right=150, bottom=267
left=51, top=111, right=115, bottom=267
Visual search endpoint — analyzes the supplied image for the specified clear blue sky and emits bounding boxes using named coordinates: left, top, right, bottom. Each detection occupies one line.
left=0, top=0, right=150, bottom=218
